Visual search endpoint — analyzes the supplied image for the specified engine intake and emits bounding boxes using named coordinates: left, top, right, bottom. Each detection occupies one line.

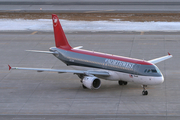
left=82, top=76, right=101, bottom=89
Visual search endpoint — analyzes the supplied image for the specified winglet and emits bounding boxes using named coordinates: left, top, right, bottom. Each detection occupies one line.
left=148, top=53, right=173, bottom=64
left=8, top=65, right=11, bottom=70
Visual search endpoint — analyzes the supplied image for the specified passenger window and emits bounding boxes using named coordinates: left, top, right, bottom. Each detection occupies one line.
left=144, top=69, right=147, bottom=73
left=147, top=69, right=151, bottom=73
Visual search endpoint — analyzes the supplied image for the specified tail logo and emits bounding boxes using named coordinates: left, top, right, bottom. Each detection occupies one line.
left=53, top=16, right=58, bottom=27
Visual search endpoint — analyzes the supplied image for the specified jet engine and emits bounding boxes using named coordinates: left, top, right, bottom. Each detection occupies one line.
left=82, top=76, right=101, bottom=89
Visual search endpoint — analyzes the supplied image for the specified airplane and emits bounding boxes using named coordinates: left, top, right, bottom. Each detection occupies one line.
left=8, top=14, right=173, bottom=95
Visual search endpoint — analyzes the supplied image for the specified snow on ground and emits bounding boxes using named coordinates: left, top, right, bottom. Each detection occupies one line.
left=0, top=19, right=180, bottom=32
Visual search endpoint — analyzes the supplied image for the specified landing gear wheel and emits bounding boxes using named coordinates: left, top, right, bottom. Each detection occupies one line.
left=118, top=81, right=124, bottom=85
left=118, top=80, right=128, bottom=85
left=123, top=81, right=128, bottom=85
left=142, top=85, right=148, bottom=96
left=142, top=90, right=148, bottom=95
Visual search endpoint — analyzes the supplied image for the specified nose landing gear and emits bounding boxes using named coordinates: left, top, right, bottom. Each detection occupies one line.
left=142, top=85, right=148, bottom=95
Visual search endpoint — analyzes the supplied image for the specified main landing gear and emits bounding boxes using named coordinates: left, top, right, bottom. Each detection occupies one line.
left=142, top=85, right=148, bottom=95
left=118, top=80, right=128, bottom=85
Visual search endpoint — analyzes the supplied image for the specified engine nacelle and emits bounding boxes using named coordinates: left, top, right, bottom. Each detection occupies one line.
left=82, top=76, right=101, bottom=89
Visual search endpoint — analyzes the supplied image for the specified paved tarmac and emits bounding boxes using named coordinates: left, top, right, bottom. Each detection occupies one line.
left=0, top=31, right=179, bottom=119
left=1, top=0, right=180, bottom=13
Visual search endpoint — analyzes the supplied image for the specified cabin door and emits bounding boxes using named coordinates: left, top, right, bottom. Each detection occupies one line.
left=134, top=64, right=140, bottom=77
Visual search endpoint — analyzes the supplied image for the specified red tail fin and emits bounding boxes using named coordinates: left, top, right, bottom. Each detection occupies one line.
left=52, top=14, right=72, bottom=49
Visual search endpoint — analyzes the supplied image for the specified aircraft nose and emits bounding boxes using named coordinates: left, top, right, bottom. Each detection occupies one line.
left=157, top=75, right=164, bottom=84
left=160, top=75, right=164, bottom=83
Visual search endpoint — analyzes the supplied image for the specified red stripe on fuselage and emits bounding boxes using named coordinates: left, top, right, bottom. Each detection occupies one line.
left=65, top=48, right=153, bottom=65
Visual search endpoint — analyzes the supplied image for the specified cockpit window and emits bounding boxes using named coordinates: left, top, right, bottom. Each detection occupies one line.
left=144, top=69, right=157, bottom=73
left=151, top=69, right=157, bottom=73
left=155, top=66, right=161, bottom=73
left=141, top=65, right=161, bottom=76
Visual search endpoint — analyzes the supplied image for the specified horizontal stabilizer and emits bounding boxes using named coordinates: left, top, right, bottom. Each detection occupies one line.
left=73, top=46, right=83, bottom=49
left=148, top=53, right=173, bottom=64
left=26, top=50, right=58, bottom=55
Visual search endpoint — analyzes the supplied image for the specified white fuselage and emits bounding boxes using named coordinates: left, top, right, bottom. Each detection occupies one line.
left=70, top=66, right=164, bottom=85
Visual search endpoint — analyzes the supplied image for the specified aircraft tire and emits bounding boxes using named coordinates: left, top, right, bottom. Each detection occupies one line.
left=118, top=81, right=128, bottom=85
left=142, top=90, right=148, bottom=95
left=118, top=81, right=124, bottom=85
left=123, top=81, right=128, bottom=85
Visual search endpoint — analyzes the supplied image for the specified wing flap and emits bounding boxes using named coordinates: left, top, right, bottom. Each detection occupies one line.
left=148, top=53, right=173, bottom=64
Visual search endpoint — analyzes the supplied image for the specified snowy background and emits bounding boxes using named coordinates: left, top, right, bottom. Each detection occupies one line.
left=1, top=19, right=180, bottom=32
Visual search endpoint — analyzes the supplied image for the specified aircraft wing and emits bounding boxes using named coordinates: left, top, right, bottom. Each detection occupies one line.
left=8, top=65, right=110, bottom=76
left=148, top=53, right=173, bottom=64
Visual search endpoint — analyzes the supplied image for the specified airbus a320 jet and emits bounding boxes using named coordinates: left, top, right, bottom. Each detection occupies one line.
left=8, top=14, right=172, bottom=95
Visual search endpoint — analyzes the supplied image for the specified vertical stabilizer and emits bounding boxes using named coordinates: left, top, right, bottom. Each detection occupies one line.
left=52, top=14, right=72, bottom=49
